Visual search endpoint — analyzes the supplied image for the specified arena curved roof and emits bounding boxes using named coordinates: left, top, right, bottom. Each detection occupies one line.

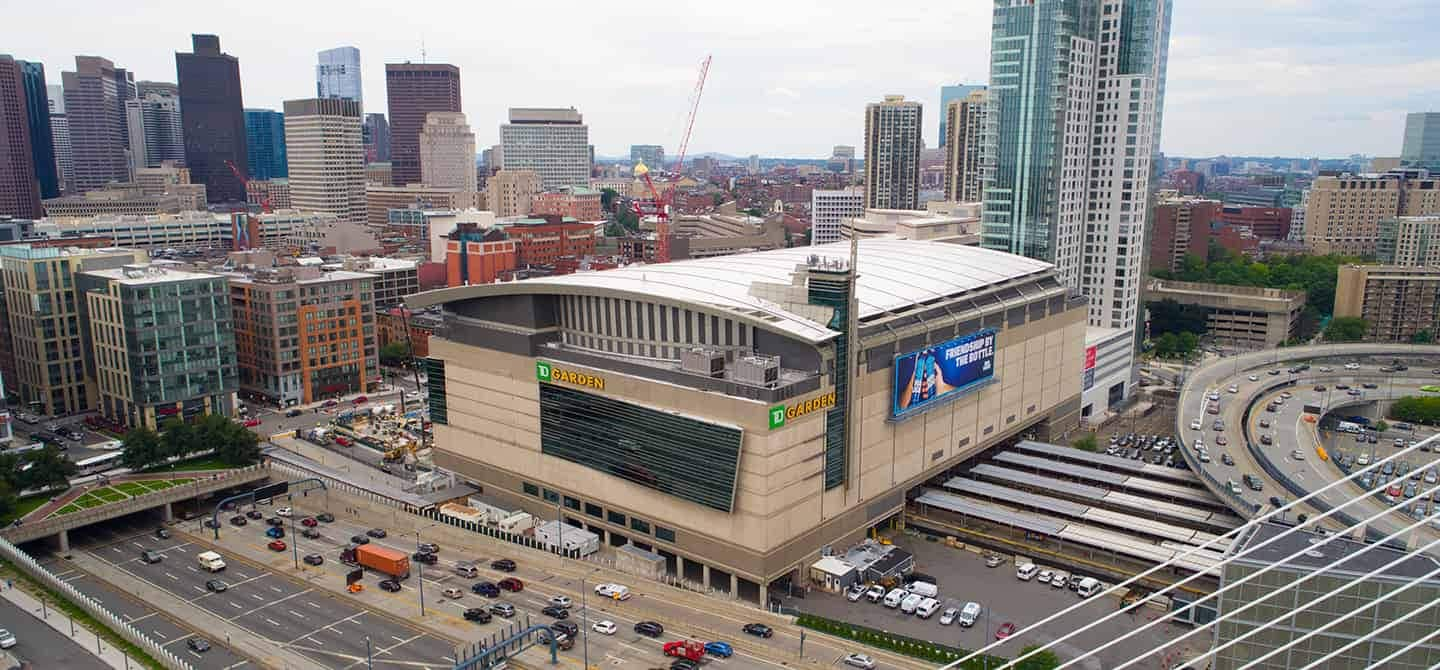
left=409, top=238, right=1054, bottom=343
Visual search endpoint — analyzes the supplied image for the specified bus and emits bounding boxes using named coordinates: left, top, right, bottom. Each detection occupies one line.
left=74, top=451, right=124, bottom=476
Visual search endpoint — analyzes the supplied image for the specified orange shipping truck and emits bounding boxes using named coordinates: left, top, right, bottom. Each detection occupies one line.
left=355, top=544, right=411, bottom=579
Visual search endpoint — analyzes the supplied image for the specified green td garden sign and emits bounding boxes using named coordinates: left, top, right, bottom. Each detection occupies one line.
left=768, top=391, right=837, bottom=429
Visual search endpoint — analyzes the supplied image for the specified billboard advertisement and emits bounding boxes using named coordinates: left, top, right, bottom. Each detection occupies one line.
left=891, top=329, right=997, bottom=419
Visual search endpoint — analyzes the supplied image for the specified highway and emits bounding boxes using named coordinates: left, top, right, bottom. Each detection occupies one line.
left=0, top=597, right=111, bottom=670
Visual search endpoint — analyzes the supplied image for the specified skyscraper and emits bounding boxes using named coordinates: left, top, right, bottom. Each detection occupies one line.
left=942, top=88, right=987, bottom=203
left=176, top=34, right=248, bottom=202
left=862, top=95, right=922, bottom=210
left=364, top=113, right=390, bottom=163
left=283, top=98, right=365, bottom=223
left=985, top=0, right=1172, bottom=336
left=47, top=84, right=72, bottom=194
left=419, top=111, right=477, bottom=205
left=384, top=63, right=461, bottom=186
left=244, top=109, right=288, bottom=180
left=63, top=56, right=130, bottom=193
left=938, top=84, right=985, bottom=147
left=630, top=144, right=664, bottom=170
left=0, top=56, right=41, bottom=217
left=1401, top=112, right=1440, bottom=171
left=316, top=46, right=362, bottom=105
left=18, top=61, right=58, bottom=200
left=125, top=86, right=184, bottom=168
left=500, top=107, right=590, bottom=190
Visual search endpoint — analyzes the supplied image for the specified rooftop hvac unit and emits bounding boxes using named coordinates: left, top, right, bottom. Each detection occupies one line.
left=734, top=354, right=780, bottom=386
left=680, top=348, right=725, bottom=378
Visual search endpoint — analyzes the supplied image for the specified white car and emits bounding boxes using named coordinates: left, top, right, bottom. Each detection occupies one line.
left=845, top=583, right=867, bottom=602
left=592, top=620, right=617, bottom=635
left=844, top=654, right=876, bottom=670
left=1291, top=449, right=1306, bottom=460
left=276, top=507, right=292, bottom=517
left=1248, top=374, right=1259, bottom=382
left=549, top=595, right=572, bottom=608
left=1036, top=569, right=1054, bottom=584
left=1051, top=572, right=1069, bottom=589
left=594, top=583, right=631, bottom=600
left=1189, top=419, right=1202, bottom=431
left=1227, top=385, right=1239, bottom=394
left=1207, top=392, right=1221, bottom=401
left=1345, top=363, right=1361, bottom=370
left=0, top=628, right=14, bottom=649
left=939, top=607, right=959, bottom=625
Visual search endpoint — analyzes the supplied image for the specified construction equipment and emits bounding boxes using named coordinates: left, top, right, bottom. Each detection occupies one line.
left=383, top=440, right=418, bottom=463
left=632, top=55, right=711, bottom=264
left=663, top=640, right=705, bottom=661
left=224, top=159, right=271, bottom=213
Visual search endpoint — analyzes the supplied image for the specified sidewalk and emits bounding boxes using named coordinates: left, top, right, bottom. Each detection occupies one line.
left=0, top=581, right=132, bottom=670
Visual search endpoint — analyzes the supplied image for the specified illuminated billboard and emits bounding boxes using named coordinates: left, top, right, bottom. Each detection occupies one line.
left=891, top=329, right=997, bottom=419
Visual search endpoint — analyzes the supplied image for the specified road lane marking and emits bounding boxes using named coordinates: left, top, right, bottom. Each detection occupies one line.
left=154, top=629, right=168, bottom=639
left=251, top=594, right=264, bottom=601
left=230, top=601, right=243, bottom=609
left=306, top=601, right=322, bottom=609
left=165, top=572, right=179, bottom=581
left=266, top=618, right=282, bottom=626
left=289, top=609, right=305, bottom=618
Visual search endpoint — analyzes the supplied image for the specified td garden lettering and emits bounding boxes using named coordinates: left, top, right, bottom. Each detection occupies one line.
left=768, top=391, right=838, bottom=429
left=535, top=361, right=605, bottom=391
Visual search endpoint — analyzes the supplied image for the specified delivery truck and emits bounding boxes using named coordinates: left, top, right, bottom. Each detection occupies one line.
left=197, top=551, right=226, bottom=572
left=342, top=544, right=411, bottom=579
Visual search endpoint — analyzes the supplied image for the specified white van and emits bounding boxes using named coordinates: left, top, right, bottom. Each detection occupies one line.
left=899, top=593, right=924, bottom=614
left=882, top=588, right=907, bottom=608
left=905, top=581, right=938, bottom=598
left=1076, top=577, right=1103, bottom=598
left=197, top=551, right=226, bottom=572
left=1016, top=562, right=1039, bottom=581
left=915, top=597, right=941, bottom=619
left=958, top=601, right=982, bottom=627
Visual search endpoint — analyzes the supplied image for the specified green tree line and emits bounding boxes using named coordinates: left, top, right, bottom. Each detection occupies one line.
left=1391, top=396, right=1440, bottom=425
left=0, top=446, right=77, bottom=519
left=122, top=415, right=261, bottom=471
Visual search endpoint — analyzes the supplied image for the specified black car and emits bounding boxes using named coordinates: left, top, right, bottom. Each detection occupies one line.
left=1362, top=382, right=1379, bottom=389
left=229, top=515, right=248, bottom=527
left=205, top=579, right=228, bottom=592
left=541, top=605, right=570, bottom=619
left=316, top=512, right=336, bottom=522
left=366, top=528, right=387, bottom=538
left=350, top=535, right=370, bottom=545
left=412, top=551, right=438, bottom=565
left=246, top=510, right=263, bottom=520
left=634, top=621, right=664, bottom=637
left=1270, top=495, right=1285, bottom=507
left=379, top=579, right=402, bottom=592
left=266, top=517, right=285, bottom=527
left=491, top=558, right=517, bottom=572
left=671, top=660, right=698, bottom=670
left=464, top=607, right=493, bottom=623
left=188, top=638, right=211, bottom=653
left=303, top=553, right=325, bottom=566
left=742, top=623, right=774, bottom=638
left=551, top=621, right=579, bottom=639
left=418, top=542, right=439, bottom=554
left=155, top=527, right=171, bottom=539
left=285, top=408, right=304, bottom=417
left=472, top=582, right=500, bottom=597
left=302, top=527, right=321, bottom=539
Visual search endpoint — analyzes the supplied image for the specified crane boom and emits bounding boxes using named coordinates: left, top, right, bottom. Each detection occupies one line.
left=654, top=55, right=712, bottom=265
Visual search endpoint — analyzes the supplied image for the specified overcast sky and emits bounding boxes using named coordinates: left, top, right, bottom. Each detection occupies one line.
left=4, top=0, right=1436, bottom=159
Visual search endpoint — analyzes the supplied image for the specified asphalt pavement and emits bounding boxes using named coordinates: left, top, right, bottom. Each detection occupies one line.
left=0, top=596, right=111, bottom=670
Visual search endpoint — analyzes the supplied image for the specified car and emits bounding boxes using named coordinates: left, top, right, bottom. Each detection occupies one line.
left=1216, top=435, right=1228, bottom=446
left=845, top=583, right=867, bottom=601
left=490, top=603, right=516, bottom=618
left=1207, top=405, right=1220, bottom=415
left=1363, top=382, right=1379, bottom=389
left=996, top=622, right=1017, bottom=640
left=244, top=509, right=263, bottom=520
left=491, top=558, right=517, bottom=572
left=723, top=621, right=769, bottom=640
left=323, top=399, right=339, bottom=408
left=1335, top=383, right=1350, bottom=390
left=366, top=528, right=386, bottom=538
left=1051, top=572, right=1069, bottom=589
left=349, top=535, right=369, bottom=545
left=671, top=660, right=698, bottom=670
left=1207, top=391, right=1220, bottom=401
left=265, top=517, right=284, bottom=527
left=242, top=417, right=262, bottom=427
left=316, top=512, right=335, bottom=522
left=549, top=595, right=573, bottom=608
left=205, top=579, right=228, bottom=592
left=472, top=581, right=500, bottom=597
left=379, top=579, right=401, bottom=592
left=284, top=407, right=304, bottom=418
left=442, top=587, right=465, bottom=599
left=303, top=553, right=324, bottom=566
left=267, top=539, right=287, bottom=552
left=591, top=620, right=617, bottom=635
left=1280, top=391, right=1293, bottom=399
left=1269, top=369, right=1281, bottom=376
left=418, top=542, right=439, bottom=554
left=335, top=436, right=353, bottom=447
left=939, top=607, right=959, bottom=625
left=276, top=507, right=292, bottom=517
left=412, top=551, right=437, bottom=565
left=301, top=517, right=318, bottom=527
left=1259, top=418, right=1272, bottom=429
left=141, top=550, right=163, bottom=564
left=0, top=629, right=14, bottom=649
left=1246, top=374, right=1259, bottom=382
left=1227, top=385, right=1239, bottom=394
left=985, top=553, right=1005, bottom=568
left=1314, top=385, right=1327, bottom=392
left=266, top=526, right=285, bottom=539
left=1368, top=435, right=1378, bottom=444
left=1197, top=451, right=1212, bottom=463
left=864, top=584, right=887, bottom=602
left=464, top=607, right=493, bottom=623
left=155, top=527, right=171, bottom=540
left=1291, top=450, right=1306, bottom=460
left=1349, top=389, right=1363, bottom=396
left=1345, top=362, right=1361, bottom=370
left=353, top=396, right=369, bottom=405
left=1036, top=569, right=1054, bottom=584
left=187, top=638, right=211, bottom=653
left=705, top=641, right=734, bottom=658
left=498, top=577, right=524, bottom=592
left=634, top=621, right=664, bottom=637
left=844, top=653, right=876, bottom=670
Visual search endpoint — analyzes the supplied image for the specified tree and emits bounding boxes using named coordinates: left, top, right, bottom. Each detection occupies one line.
left=121, top=426, right=164, bottom=470
left=380, top=341, right=412, bottom=367
left=1071, top=433, right=1099, bottom=452
left=599, top=188, right=618, bottom=213
left=615, top=208, right=640, bottom=232
left=1412, top=330, right=1434, bottom=344
left=213, top=422, right=261, bottom=467
left=16, top=446, right=76, bottom=491
left=1392, top=396, right=1440, bottom=425
left=161, top=418, right=203, bottom=460
left=1376, top=420, right=1390, bottom=433
left=1146, top=299, right=1208, bottom=338
left=1015, top=646, right=1062, bottom=670
left=1324, top=317, right=1369, bottom=342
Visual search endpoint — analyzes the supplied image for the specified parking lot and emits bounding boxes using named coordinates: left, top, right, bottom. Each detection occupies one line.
left=787, top=537, right=1201, bottom=669
left=7, top=413, right=123, bottom=462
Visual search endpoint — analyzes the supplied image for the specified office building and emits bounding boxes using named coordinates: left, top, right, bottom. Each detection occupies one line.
left=26, top=210, right=324, bottom=251
left=49, top=84, right=73, bottom=194
left=488, top=169, right=542, bottom=218
left=366, top=183, right=473, bottom=227
left=862, top=95, right=921, bottom=210
left=1217, top=204, right=1291, bottom=240
left=17, top=60, right=59, bottom=200
left=81, top=263, right=237, bottom=429
left=1401, top=112, right=1440, bottom=172
left=364, top=113, right=390, bottom=163
left=284, top=98, right=365, bottom=224
left=1377, top=216, right=1440, bottom=266
left=1304, top=171, right=1440, bottom=255
left=419, top=111, right=478, bottom=205
left=631, top=144, right=664, bottom=170
left=1334, top=264, right=1440, bottom=342
left=1143, top=279, right=1305, bottom=349
left=809, top=188, right=865, bottom=245
left=444, top=223, right=517, bottom=286
left=942, top=88, right=987, bottom=203
left=176, top=35, right=248, bottom=203
left=385, top=63, right=461, bottom=186
left=125, top=87, right=185, bottom=169
left=63, top=56, right=131, bottom=193
left=0, top=56, right=41, bottom=218
left=938, top=84, right=985, bottom=148
left=132, top=163, right=206, bottom=210
left=0, top=244, right=146, bottom=415
left=225, top=252, right=377, bottom=406
left=500, top=107, right=590, bottom=190
left=412, top=239, right=1083, bottom=603
left=246, top=178, right=291, bottom=211
left=342, top=256, right=418, bottom=311
left=986, top=0, right=1172, bottom=337
left=244, top=108, right=288, bottom=180
left=531, top=186, right=602, bottom=221
left=43, top=185, right=185, bottom=218
left=839, top=206, right=981, bottom=246
left=1150, top=196, right=1222, bottom=273
left=1214, top=523, right=1440, bottom=670
left=316, top=47, right=362, bottom=105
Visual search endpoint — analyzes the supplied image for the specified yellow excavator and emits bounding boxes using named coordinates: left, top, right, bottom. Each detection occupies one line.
left=383, top=440, right=418, bottom=463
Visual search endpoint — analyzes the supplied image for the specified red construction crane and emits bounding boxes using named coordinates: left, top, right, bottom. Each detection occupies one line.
left=225, top=159, right=271, bottom=213
left=633, top=55, right=711, bottom=264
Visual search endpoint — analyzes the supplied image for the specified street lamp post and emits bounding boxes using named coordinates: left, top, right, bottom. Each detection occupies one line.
left=364, top=635, right=374, bottom=669
left=414, top=522, right=437, bottom=617
left=290, top=515, right=299, bottom=570
left=581, top=576, right=589, bottom=670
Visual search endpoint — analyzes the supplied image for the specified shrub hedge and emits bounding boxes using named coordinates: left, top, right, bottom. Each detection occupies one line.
left=795, top=612, right=1009, bottom=669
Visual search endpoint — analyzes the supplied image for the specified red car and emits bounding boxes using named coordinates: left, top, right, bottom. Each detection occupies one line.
left=335, top=436, right=352, bottom=447
left=300, top=517, right=318, bottom=527
left=268, top=540, right=287, bottom=552
left=352, top=396, right=368, bottom=405
left=995, top=622, right=1016, bottom=640
left=498, top=577, right=524, bottom=592
left=243, top=418, right=261, bottom=427
left=323, top=399, right=339, bottom=408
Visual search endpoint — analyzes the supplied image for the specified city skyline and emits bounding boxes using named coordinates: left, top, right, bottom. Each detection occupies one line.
left=3, top=0, right=1435, bottom=159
